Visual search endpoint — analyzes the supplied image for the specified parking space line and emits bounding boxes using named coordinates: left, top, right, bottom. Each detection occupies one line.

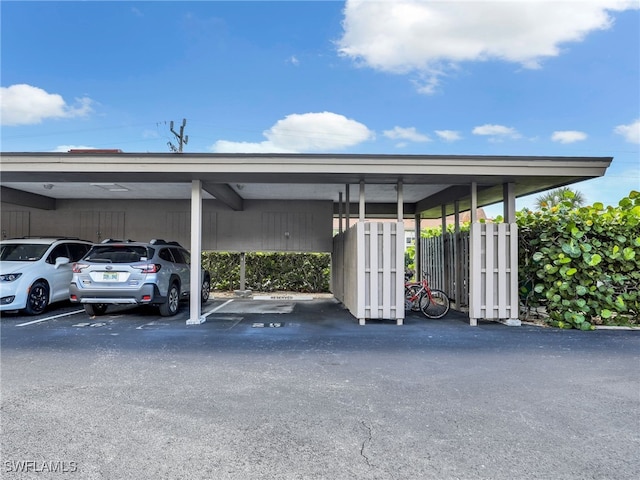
left=202, top=299, right=234, bottom=319
left=16, top=309, right=85, bottom=327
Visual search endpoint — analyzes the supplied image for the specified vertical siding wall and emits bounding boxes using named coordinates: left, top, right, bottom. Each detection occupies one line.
left=1, top=211, right=30, bottom=238
left=332, top=222, right=405, bottom=324
left=470, top=223, right=519, bottom=323
left=1, top=199, right=333, bottom=253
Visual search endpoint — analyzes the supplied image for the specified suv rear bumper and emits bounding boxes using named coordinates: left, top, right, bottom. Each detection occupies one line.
left=69, top=283, right=167, bottom=306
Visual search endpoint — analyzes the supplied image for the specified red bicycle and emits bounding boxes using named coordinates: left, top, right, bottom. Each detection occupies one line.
left=404, top=272, right=451, bottom=319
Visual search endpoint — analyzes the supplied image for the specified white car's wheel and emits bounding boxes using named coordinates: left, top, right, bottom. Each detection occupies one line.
left=25, top=280, right=49, bottom=315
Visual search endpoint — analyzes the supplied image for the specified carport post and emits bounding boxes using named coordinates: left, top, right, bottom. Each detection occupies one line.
left=454, top=200, right=462, bottom=309
left=359, top=181, right=365, bottom=221
left=441, top=204, right=447, bottom=288
left=470, top=182, right=478, bottom=326
left=240, top=252, right=246, bottom=291
left=503, top=182, right=516, bottom=223
left=396, top=180, right=403, bottom=221
left=345, top=184, right=350, bottom=227
left=470, top=182, right=478, bottom=223
left=187, top=179, right=205, bottom=325
left=338, top=191, right=343, bottom=233
left=414, top=213, right=421, bottom=280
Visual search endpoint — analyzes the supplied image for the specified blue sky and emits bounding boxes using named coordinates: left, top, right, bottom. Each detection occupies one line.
left=1, top=0, right=638, bottom=215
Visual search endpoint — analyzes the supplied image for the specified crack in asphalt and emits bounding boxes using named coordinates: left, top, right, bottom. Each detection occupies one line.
left=360, top=420, right=373, bottom=467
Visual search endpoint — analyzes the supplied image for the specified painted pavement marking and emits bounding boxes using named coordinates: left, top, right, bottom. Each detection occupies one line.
left=16, top=309, right=85, bottom=327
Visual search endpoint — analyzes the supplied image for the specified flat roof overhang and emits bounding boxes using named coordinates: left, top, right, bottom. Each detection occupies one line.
left=0, top=152, right=612, bottom=218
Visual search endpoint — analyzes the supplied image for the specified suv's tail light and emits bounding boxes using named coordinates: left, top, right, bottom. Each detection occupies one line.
left=136, top=264, right=161, bottom=274
left=72, top=263, right=88, bottom=273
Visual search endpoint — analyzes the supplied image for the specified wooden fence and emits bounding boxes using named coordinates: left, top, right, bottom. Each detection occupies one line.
left=333, top=221, right=405, bottom=324
left=420, top=223, right=519, bottom=324
left=419, top=231, right=470, bottom=310
left=469, top=223, right=519, bottom=323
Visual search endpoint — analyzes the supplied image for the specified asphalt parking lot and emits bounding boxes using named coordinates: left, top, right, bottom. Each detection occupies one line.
left=1, top=296, right=639, bottom=480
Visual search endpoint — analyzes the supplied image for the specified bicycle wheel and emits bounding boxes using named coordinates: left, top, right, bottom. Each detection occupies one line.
left=405, top=285, right=421, bottom=312
left=420, top=289, right=450, bottom=319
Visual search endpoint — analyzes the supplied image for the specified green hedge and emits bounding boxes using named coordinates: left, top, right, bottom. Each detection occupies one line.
left=201, top=252, right=331, bottom=293
left=518, top=191, right=639, bottom=329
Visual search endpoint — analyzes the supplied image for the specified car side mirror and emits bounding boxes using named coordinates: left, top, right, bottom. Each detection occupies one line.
left=55, top=256, right=70, bottom=268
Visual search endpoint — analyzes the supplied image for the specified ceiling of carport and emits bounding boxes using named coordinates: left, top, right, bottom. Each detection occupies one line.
left=0, top=181, right=445, bottom=203
left=0, top=152, right=613, bottom=218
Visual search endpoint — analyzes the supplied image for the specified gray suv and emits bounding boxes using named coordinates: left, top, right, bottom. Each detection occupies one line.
left=69, top=239, right=211, bottom=316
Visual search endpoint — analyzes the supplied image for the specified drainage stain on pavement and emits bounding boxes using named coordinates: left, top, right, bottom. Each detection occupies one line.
left=207, top=316, right=243, bottom=330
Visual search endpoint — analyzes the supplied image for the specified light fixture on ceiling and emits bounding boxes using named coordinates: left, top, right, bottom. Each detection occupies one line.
left=90, top=183, right=130, bottom=192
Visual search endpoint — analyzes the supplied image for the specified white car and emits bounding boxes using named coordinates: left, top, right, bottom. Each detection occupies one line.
left=0, top=237, right=92, bottom=315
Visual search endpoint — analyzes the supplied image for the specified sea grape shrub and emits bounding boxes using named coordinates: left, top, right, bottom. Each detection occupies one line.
left=518, top=190, right=639, bottom=329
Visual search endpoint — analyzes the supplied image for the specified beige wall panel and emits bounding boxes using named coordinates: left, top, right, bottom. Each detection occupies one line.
left=1, top=210, right=30, bottom=239
left=1, top=199, right=333, bottom=252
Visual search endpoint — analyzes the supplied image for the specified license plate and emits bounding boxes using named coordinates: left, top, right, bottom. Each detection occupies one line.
left=102, top=272, right=119, bottom=281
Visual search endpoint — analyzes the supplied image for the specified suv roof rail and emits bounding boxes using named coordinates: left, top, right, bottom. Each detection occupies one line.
left=100, top=238, right=136, bottom=244
left=150, top=239, right=183, bottom=247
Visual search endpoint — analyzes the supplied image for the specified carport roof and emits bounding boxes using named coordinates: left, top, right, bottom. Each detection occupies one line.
left=0, top=152, right=612, bottom=218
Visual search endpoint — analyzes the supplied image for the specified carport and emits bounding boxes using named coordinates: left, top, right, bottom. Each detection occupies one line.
left=0, top=152, right=612, bottom=325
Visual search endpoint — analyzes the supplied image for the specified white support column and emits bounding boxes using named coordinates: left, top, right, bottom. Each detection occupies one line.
left=344, top=184, right=350, bottom=303
left=471, top=182, right=478, bottom=223
left=414, top=214, right=421, bottom=281
left=503, top=182, right=516, bottom=224
left=338, top=191, right=343, bottom=233
left=345, top=184, right=351, bottom=229
left=503, top=182, right=520, bottom=326
left=359, top=181, right=365, bottom=221
left=396, top=181, right=404, bottom=325
left=358, top=181, right=365, bottom=324
left=239, top=252, right=246, bottom=291
left=396, top=180, right=403, bottom=221
left=470, top=181, right=479, bottom=326
left=454, top=200, right=461, bottom=309
left=187, top=179, right=205, bottom=325
left=440, top=204, right=447, bottom=285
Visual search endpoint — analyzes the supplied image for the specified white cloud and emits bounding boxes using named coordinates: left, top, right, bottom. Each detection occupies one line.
left=383, top=126, right=430, bottom=142
left=551, top=130, right=588, bottom=143
left=142, top=129, right=160, bottom=139
left=435, top=130, right=462, bottom=142
left=614, top=119, right=640, bottom=144
left=211, top=112, right=374, bottom=153
left=211, top=140, right=295, bottom=154
left=0, top=84, right=93, bottom=126
left=337, top=0, right=638, bottom=93
left=473, top=124, right=521, bottom=139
